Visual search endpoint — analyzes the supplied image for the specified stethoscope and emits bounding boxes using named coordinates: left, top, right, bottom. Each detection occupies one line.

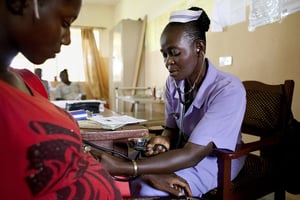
left=172, top=51, right=206, bottom=147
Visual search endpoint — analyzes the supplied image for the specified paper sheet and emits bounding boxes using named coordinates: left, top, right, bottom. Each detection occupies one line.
left=90, top=115, right=146, bottom=125
left=211, top=0, right=247, bottom=32
left=248, top=0, right=281, bottom=31
left=87, top=115, right=147, bottom=130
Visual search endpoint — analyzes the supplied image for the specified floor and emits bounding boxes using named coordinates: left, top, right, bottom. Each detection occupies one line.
left=259, top=193, right=300, bottom=200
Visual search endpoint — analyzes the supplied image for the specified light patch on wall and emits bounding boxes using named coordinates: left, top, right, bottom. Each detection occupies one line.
left=219, top=56, right=233, bottom=67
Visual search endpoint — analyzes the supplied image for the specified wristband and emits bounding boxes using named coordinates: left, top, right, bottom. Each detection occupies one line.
left=131, top=160, right=138, bottom=177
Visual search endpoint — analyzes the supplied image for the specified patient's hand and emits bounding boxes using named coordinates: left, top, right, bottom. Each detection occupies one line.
left=142, top=173, right=192, bottom=197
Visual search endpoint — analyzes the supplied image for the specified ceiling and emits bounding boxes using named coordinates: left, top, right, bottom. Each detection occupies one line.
left=84, top=0, right=120, bottom=5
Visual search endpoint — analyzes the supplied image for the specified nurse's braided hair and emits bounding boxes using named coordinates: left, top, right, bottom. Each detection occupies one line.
left=184, top=7, right=210, bottom=43
left=167, top=7, right=210, bottom=44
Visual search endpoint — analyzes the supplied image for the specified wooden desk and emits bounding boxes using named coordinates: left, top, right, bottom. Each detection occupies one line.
left=122, top=111, right=165, bottom=127
left=81, top=124, right=148, bottom=141
left=81, top=125, right=148, bottom=155
left=80, top=109, right=149, bottom=154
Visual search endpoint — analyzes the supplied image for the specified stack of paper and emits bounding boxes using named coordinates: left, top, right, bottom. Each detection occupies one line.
left=88, top=115, right=147, bottom=130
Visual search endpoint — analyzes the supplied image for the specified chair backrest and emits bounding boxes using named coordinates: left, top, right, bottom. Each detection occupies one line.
left=242, top=80, right=294, bottom=138
left=203, top=80, right=295, bottom=200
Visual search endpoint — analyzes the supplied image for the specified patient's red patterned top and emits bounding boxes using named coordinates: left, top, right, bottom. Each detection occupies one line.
left=0, top=69, right=122, bottom=200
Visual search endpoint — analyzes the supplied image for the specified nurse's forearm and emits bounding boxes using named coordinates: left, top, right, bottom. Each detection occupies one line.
left=135, top=141, right=214, bottom=174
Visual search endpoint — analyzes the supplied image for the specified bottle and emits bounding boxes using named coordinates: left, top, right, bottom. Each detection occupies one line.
left=99, top=103, right=105, bottom=113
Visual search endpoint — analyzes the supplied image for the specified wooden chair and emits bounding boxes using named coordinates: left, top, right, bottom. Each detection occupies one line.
left=203, top=80, right=295, bottom=200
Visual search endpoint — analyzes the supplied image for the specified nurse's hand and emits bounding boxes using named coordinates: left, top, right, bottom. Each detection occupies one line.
left=142, top=173, right=192, bottom=197
left=144, top=136, right=170, bottom=156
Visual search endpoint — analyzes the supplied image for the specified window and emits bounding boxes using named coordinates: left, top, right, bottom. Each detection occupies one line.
left=11, top=28, right=100, bottom=82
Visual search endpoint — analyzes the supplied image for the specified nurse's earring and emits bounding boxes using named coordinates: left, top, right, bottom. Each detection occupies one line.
left=196, top=48, right=205, bottom=58
left=196, top=49, right=202, bottom=58
left=33, top=0, right=40, bottom=19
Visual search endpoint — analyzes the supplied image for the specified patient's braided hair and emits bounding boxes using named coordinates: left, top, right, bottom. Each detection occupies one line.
left=6, top=0, right=41, bottom=18
left=5, top=0, right=27, bottom=15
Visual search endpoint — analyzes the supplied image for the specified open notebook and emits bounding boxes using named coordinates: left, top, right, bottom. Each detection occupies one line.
left=78, top=115, right=146, bottom=130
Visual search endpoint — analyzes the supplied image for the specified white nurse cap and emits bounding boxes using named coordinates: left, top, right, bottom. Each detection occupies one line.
left=169, top=9, right=202, bottom=23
